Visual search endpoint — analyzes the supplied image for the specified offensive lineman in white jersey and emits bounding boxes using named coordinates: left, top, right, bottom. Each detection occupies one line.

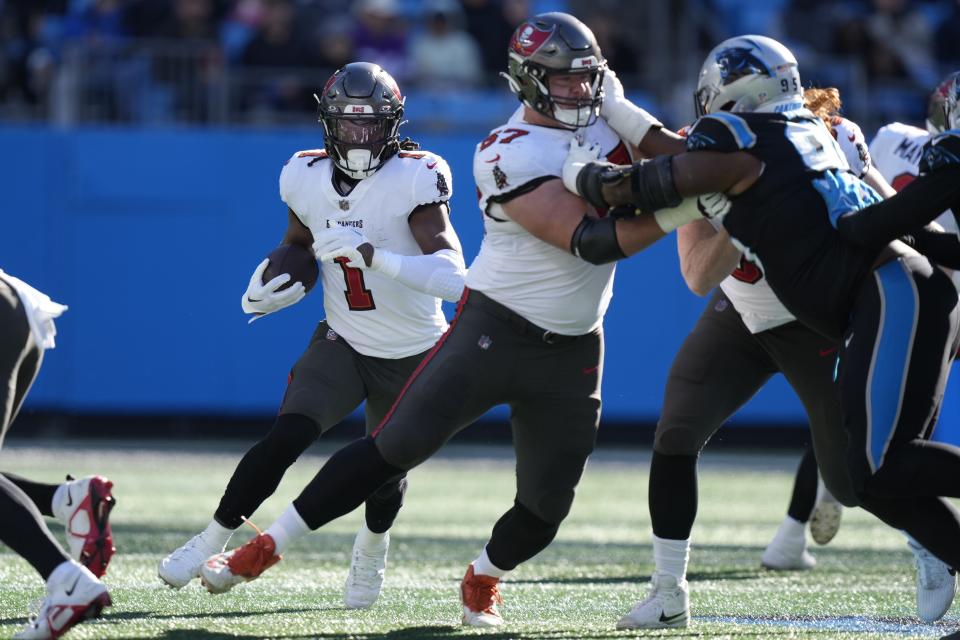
left=158, top=62, right=466, bottom=609
left=191, top=13, right=696, bottom=628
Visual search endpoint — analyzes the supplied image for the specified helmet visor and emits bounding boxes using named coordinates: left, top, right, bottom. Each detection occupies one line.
left=328, top=117, right=392, bottom=155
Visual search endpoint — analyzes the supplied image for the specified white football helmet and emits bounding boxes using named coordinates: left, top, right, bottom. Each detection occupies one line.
left=695, top=35, right=802, bottom=117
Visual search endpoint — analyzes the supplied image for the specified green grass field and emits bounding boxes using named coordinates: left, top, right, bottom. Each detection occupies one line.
left=0, top=439, right=955, bottom=639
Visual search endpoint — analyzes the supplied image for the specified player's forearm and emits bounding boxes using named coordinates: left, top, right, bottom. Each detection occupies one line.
left=900, top=225, right=960, bottom=269
left=372, top=248, right=466, bottom=302
left=679, top=225, right=741, bottom=296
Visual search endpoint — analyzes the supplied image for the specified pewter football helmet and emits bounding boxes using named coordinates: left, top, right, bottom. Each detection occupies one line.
left=926, top=71, right=960, bottom=135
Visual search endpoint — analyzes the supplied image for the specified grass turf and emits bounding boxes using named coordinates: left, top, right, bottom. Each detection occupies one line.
left=0, top=440, right=955, bottom=639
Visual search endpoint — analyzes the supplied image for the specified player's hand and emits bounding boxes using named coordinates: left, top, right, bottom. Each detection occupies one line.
left=241, top=259, right=306, bottom=321
left=563, top=137, right=603, bottom=195
left=599, top=68, right=661, bottom=146
left=697, top=192, right=731, bottom=221
left=313, top=226, right=372, bottom=269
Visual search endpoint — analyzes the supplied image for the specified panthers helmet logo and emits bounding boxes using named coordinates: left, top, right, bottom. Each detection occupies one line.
left=716, top=46, right=770, bottom=84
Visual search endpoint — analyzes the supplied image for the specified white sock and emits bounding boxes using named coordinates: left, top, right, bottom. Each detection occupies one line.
left=472, top=547, right=508, bottom=578
left=653, top=534, right=690, bottom=582
left=775, top=516, right=806, bottom=543
left=354, top=524, right=389, bottom=552
left=264, top=504, right=311, bottom=555
left=202, top=519, right=235, bottom=550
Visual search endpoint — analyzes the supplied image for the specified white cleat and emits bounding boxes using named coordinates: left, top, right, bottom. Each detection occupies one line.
left=809, top=485, right=843, bottom=546
left=762, top=518, right=816, bottom=571
left=909, top=538, right=957, bottom=623
left=199, top=533, right=280, bottom=595
left=344, top=529, right=388, bottom=609
left=52, top=476, right=116, bottom=578
left=158, top=534, right=224, bottom=589
left=616, top=572, right=690, bottom=630
left=14, top=561, right=111, bottom=640
left=460, top=564, right=504, bottom=627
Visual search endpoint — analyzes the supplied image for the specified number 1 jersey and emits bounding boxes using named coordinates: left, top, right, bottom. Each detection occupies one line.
left=279, top=149, right=453, bottom=358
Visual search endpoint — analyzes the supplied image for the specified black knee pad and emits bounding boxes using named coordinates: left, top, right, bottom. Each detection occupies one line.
left=263, top=414, right=320, bottom=462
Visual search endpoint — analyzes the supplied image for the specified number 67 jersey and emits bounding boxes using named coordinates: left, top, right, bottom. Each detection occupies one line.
left=279, top=148, right=454, bottom=359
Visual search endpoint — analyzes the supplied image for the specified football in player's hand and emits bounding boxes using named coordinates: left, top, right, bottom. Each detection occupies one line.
left=263, top=244, right=319, bottom=292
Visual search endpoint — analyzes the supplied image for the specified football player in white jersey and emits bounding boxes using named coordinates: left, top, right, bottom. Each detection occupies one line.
left=158, top=62, right=467, bottom=609
left=192, top=13, right=696, bottom=628
left=0, top=271, right=115, bottom=640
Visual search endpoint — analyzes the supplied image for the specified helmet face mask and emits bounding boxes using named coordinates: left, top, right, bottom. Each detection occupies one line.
left=316, top=62, right=405, bottom=179
left=503, top=12, right=606, bottom=129
left=695, top=36, right=802, bottom=117
left=927, top=71, right=960, bottom=135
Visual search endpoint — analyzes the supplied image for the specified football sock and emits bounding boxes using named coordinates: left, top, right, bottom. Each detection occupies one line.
left=364, top=477, right=407, bottom=534
left=649, top=451, right=698, bottom=539
left=293, top=437, right=405, bottom=530
left=472, top=547, right=508, bottom=578
left=214, top=413, right=320, bottom=529
left=3, top=472, right=57, bottom=517
left=485, top=500, right=559, bottom=571
left=652, top=533, right=690, bottom=582
left=264, top=503, right=311, bottom=555
left=355, top=524, right=389, bottom=552
left=0, top=473, right=70, bottom=579
left=786, top=447, right=818, bottom=523
left=201, top=519, right=234, bottom=550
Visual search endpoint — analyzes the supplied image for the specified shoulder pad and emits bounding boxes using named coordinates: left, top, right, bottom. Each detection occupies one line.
left=686, top=113, right=757, bottom=152
left=406, top=150, right=453, bottom=208
left=474, top=126, right=557, bottom=197
left=920, top=130, right=960, bottom=174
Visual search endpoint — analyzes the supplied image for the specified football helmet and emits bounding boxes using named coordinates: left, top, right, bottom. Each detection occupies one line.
left=926, top=71, right=960, bottom=135
left=316, top=62, right=405, bottom=179
left=502, top=12, right=606, bottom=129
left=695, top=35, right=802, bottom=117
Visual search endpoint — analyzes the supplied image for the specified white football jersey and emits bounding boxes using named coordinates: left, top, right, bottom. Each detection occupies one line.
left=718, top=117, right=869, bottom=334
left=870, top=121, right=960, bottom=288
left=279, top=148, right=453, bottom=358
left=0, top=269, right=67, bottom=350
left=466, top=107, right=632, bottom=335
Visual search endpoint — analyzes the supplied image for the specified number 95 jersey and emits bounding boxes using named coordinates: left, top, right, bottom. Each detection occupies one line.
left=279, top=148, right=453, bottom=359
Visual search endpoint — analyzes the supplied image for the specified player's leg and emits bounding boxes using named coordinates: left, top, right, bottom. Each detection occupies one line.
left=159, top=321, right=366, bottom=588
left=461, top=328, right=603, bottom=627
left=841, top=258, right=960, bottom=618
left=621, top=292, right=775, bottom=630
left=339, top=348, right=430, bottom=608
left=199, top=294, right=509, bottom=594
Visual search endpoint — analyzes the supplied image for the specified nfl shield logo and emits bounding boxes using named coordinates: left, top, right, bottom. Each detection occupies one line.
left=326, top=329, right=338, bottom=341
left=339, top=199, right=350, bottom=211
left=478, top=335, right=493, bottom=350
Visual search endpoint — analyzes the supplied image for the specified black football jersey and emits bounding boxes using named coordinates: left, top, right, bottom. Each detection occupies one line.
left=686, top=109, right=883, bottom=341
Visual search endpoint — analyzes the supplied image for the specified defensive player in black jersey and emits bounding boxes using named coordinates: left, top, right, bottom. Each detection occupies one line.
left=563, top=35, right=960, bottom=629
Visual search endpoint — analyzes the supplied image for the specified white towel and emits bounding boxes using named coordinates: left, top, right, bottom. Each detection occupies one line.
left=0, top=270, right=67, bottom=350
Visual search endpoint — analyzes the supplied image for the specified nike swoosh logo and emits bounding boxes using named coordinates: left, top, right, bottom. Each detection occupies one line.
left=65, top=491, right=73, bottom=507
left=426, top=161, right=438, bottom=169
left=64, top=573, right=81, bottom=597
left=247, top=297, right=262, bottom=303
left=659, top=610, right=685, bottom=623
left=819, top=347, right=837, bottom=357
left=484, top=154, right=501, bottom=163
left=847, top=133, right=856, bottom=142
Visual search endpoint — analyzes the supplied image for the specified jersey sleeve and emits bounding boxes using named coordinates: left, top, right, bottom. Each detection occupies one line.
left=407, top=151, right=453, bottom=210
left=832, top=117, right=872, bottom=178
left=920, top=131, right=960, bottom=175
left=474, top=129, right=556, bottom=217
left=279, top=149, right=325, bottom=209
left=685, top=113, right=758, bottom=152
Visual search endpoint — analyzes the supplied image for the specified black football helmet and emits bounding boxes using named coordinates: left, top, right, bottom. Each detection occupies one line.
left=316, top=62, right=405, bottom=179
left=501, top=12, right=606, bottom=129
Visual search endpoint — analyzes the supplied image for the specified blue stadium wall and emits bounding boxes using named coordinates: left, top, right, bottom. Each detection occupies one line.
left=2, top=125, right=959, bottom=440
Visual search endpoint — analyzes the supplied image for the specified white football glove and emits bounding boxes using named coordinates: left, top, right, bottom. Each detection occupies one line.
left=563, top=137, right=603, bottom=196
left=600, top=69, right=662, bottom=146
left=697, top=192, right=732, bottom=222
left=313, top=226, right=370, bottom=269
left=241, top=259, right=306, bottom=322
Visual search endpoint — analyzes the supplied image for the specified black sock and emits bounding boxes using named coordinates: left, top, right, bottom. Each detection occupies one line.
left=214, top=414, right=320, bottom=529
left=364, top=477, right=407, bottom=534
left=485, top=500, right=559, bottom=571
left=1, top=472, right=58, bottom=517
left=293, top=437, right=405, bottom=530
left=860, top=493, right=960, bottom=571
left=787, top=447, right=819, bottom=523
left=649, top=451, right=698, bottom=540
left=0, top=474, right=69, bottom=579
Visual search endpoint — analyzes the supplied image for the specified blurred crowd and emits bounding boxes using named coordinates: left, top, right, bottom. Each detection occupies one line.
left=1, top=0, right=959, bottom=130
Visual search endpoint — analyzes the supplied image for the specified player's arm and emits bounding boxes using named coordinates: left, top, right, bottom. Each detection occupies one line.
left=677, top=220, right=741, bottom=296
left=600, top=68, right=685, bottom=158
left=362, top=202, right=467, bottom=302
left=281, top=208, right=315, bottom=249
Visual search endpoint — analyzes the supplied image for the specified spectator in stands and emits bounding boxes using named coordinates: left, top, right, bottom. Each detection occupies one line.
left=239, top=0, right=316, bottom=114
left=351, top=0, right=411, bottom=82
left=61, top=0, right=126, bottom=43
left=459, top=0, right=515, bottom=85
left=410, top=0, right=482, bottom=90
left=935, top=0, right=960, bottom=68
left=581, top=12, right=638, bottom=78
left=316, top=15, right=354, bottom=73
